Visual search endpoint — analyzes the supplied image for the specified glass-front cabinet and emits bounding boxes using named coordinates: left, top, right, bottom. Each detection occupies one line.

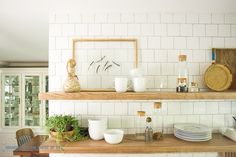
left=1, top=68, right=48, bottom=129
left=24, top=75, right=41, bottom=126
left=3, top=75, right=20, bottom=127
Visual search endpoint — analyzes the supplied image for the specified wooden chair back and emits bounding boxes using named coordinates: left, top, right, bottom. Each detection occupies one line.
left=16, top=128, right=34, bottom=146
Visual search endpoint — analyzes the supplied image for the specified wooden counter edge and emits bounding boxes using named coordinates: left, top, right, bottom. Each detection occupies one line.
left=39, top=134, right=236, bottom=154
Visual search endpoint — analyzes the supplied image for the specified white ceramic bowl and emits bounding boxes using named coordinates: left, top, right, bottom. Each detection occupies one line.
left=104, top=129, right=124, bottom=144
left=88, top=119, right=107, bottom=140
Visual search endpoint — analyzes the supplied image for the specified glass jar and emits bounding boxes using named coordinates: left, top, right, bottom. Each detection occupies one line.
left=189, top=82, right=199, bottom=92
left=176, top=55, right=188, bottom=92
left=135, top=111, right=146, bottom=140
left=153, top=102, right=163, bottom=140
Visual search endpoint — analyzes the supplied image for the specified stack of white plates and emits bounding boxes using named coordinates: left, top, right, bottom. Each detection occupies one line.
left=174, top=123, right=212, bottom=142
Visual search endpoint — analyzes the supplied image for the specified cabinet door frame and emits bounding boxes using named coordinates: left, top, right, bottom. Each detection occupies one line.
left=42, top=74, right=49, bottom=126
left=22, top=73, right=43, bottom=128
left=1, top=73, right=22, bottom=128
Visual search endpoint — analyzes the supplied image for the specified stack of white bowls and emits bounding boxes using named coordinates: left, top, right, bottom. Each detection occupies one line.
left=88, top=119, right=107, bottom=140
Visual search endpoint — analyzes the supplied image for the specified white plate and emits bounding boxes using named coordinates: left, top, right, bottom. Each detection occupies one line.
left=174, top=133, right=212, bottom=140
left=174, top=123, right=212, bottom=134
left=174, top=133, right=212, bottom=142
left=174, top=131, right=211, bottom=138
left=174, top=129, right=211, bottom=137
left=174, top=128, right=211, bottom=135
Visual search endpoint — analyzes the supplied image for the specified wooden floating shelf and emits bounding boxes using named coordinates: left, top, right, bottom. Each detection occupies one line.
left=38, top=91, right=236, bottom=100
left=39, top=134, right=236, bottom=154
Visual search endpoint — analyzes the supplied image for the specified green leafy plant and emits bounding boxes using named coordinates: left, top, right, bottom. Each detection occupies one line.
left=45, top=115, right=83, bottom=142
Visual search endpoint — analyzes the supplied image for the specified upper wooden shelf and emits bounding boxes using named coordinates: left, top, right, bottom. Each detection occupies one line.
left=38, top=91, right=236, bottom=100
left=39, top=134, right=236, bottom=154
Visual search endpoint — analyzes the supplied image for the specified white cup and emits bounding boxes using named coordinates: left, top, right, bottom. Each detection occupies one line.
left=88, top=119, right=107, bottom=140
left=133, top=77, right=146, bottom=92
left=115, top=77, right=128, bottom=93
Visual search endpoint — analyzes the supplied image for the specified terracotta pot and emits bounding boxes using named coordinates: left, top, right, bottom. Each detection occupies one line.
left=50, top=130, right=74, bottom=141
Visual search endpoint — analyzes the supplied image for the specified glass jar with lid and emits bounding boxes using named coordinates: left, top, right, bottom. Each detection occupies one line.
left=153, top=102, right=163, bottom=140
left=189, top=82, right=199, bottom=92
left=176, top=54, right=188, bottom=92
left=135, top=111, right=146, bottom=140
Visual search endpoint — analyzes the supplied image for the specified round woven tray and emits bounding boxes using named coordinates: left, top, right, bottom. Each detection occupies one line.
left=204, top=64, right=232, bottom=91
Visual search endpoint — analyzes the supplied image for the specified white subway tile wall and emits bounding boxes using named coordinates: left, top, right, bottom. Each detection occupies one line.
left=49, top=13, right=236, bottom=157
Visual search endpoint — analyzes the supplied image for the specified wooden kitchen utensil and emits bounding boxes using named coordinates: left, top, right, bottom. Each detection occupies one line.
left=204, top=51, right=232, bottom=91
left=214, top=48, right=236, bottom=89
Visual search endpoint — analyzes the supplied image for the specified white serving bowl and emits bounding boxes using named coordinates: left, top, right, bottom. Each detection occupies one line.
left=104, top=129, right=124, bottom=144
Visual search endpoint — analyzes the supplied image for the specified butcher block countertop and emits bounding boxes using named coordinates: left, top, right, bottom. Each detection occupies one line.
left=39, top=134, right=236, bottom=154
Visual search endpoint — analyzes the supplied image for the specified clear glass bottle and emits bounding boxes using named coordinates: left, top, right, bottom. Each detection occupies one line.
left=145, top=117, right=153, bottom=142
left=189, top=82, right=199, bottom=92
left=176, top=55, right=188, bottom=92
left=135, top=111, right=146, bottom=140
left=153, top=102, right=163, bottom=139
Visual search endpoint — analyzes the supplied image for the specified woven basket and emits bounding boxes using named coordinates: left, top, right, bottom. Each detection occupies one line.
left=204, top=63, right=232, bottom=91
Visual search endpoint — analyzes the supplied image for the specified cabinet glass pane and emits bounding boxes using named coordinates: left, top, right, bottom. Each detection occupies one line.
left=25, top=76, right=40, bottom=126
left=4, top=75, right=20, bottom=126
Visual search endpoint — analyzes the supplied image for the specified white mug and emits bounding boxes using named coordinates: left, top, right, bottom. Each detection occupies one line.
left=88, top=119, right=107, bottom=140
left=114, top=77, right=128, bottom=93
left=133, top=77, right=146, bottom=92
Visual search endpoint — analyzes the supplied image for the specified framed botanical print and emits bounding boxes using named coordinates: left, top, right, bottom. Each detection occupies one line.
left=71, top=38, right=139, bottom=90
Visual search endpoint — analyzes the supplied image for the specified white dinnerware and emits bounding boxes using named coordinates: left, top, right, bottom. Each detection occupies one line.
left=174, top=123, right=212, bottom=142
left=114, top=77, right=129, bottom=93
left=104, top=129, right=124, bottom=144
left=133, top=77, right=146, bottom=92
left=88, top=119, right=107, bottom=140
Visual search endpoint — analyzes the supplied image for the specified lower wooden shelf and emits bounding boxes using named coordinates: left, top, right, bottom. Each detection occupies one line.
left=39, top=134, right=236, bottom=154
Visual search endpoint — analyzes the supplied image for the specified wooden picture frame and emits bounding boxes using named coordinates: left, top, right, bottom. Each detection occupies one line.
left=71, top=38, right=139, bottom=91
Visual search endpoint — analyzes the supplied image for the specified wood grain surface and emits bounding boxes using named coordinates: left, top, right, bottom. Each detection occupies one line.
left=39, top=134, right=236, bottom=154
left=39, top=91, right=236, bottom=100
left=214, top=48, right=236, bottom=89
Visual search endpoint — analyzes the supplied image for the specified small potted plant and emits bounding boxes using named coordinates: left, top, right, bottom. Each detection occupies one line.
left=45, top=115, right=82, bottom=142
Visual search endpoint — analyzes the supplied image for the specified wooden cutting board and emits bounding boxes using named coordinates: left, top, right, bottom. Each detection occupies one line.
left=213, top=48, right=236, bottom=89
